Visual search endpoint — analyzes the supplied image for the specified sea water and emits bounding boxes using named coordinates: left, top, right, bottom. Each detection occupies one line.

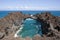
left=0, top=11, right=60, bottom=18
left=17, top=18, right=42, bottom=38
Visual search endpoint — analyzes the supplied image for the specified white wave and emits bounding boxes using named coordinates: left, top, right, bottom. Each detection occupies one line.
left=14, top=25, right=23, bottom=37
left=30, top=15, right=33, bottom=17
left=26, top=18, right=34, bottom=20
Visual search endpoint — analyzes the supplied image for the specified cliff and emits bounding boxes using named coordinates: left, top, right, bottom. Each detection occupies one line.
left=0, top=12, right=60, bottom=40
left=34, top=12, right=60, bottom=40
left=0, top=12, right=30, bottom=40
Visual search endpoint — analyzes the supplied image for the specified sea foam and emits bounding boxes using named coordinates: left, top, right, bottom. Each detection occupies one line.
left=14, top=25, right=23, bottom=37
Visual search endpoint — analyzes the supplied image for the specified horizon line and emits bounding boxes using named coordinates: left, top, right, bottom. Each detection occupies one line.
left=0, top=10, right=60, bottom=11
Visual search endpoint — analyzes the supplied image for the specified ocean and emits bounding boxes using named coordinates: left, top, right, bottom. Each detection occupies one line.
left=0, top=11, right=60, bottom=18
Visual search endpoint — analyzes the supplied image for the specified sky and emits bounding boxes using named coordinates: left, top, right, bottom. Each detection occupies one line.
left=0, top=0, right=60, bottom=10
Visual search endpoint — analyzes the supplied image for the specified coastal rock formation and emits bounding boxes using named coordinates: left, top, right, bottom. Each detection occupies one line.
left=34, top=12, right=60, bottom=40
left=0, top=12, right=30, bottom=40
left=0, top=12, right=60, bottom=40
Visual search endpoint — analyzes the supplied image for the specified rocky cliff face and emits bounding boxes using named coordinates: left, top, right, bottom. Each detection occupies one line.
left=34, top=12, right=60, bottom=40
left=0, top=12, right=60, bottom=40
left=0, top=12, right=30, bottom=40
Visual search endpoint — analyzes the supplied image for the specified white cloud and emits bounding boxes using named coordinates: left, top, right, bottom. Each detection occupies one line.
left=0, top=6, right=60, bottom=11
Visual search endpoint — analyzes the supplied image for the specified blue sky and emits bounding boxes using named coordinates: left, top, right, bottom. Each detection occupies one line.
left=0, top=0, right=60, bottom=10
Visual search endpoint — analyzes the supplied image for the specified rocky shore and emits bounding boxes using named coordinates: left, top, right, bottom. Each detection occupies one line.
left=0, top=12, right=60, bottom=40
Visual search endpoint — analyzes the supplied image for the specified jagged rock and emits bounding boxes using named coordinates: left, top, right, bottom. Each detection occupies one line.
left=0, top=12, right=60, bottom=40
left=0, top=12, right=30, bottom=40
left=34, top=12, right=60, bottom=40
left=32, top=34, right=42, bottom=40
left=25, top=37, right=32, bottom=40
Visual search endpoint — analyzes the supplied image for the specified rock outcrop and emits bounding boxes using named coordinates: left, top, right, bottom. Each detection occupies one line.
left=0, top=12, right=30, bottom=40
left=34, top=12, right=60, bottom=40
left=0, top=12, right=60, bottom=40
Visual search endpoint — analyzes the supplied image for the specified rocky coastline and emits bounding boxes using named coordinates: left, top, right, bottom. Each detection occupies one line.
left=0, top=12, right=60, bottom=40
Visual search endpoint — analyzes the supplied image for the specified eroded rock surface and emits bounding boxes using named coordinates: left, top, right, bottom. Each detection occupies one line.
left=0, top=12, right=60, bottom=40
left=0, top=12, right=30, bottom=40
left=34, top=12, right=60, bottom=40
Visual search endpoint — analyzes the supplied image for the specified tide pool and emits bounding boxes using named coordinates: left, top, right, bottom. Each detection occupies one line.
left=17, top=18, right=42, bottom=38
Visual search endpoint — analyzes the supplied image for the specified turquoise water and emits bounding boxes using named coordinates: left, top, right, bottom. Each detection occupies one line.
left=17, top=18, right=42, bottom=38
